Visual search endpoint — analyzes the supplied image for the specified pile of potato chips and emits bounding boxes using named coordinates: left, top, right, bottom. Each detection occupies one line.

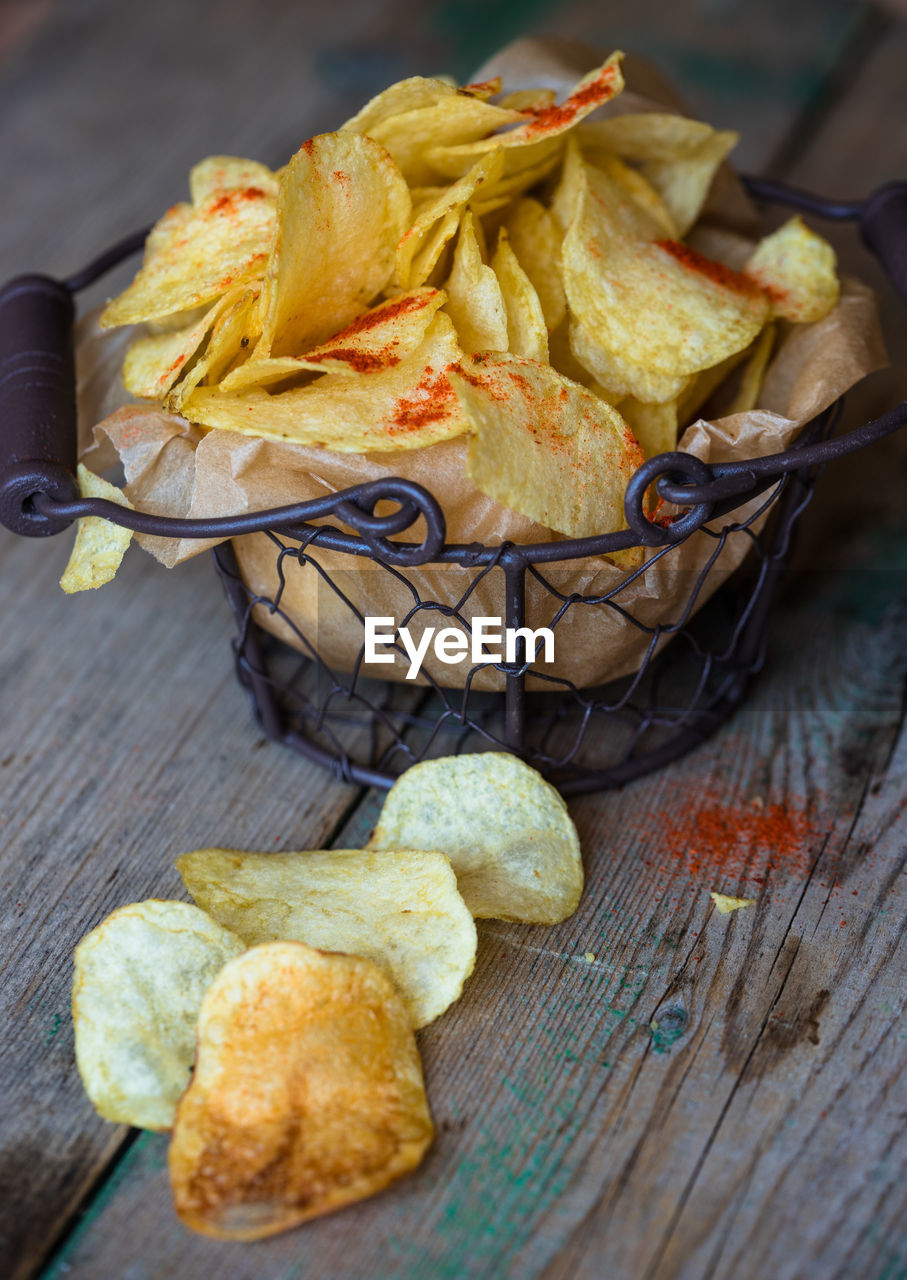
left=90, top=53, right=839, bottom=563
left=73, top=754, right=583, bottom=1239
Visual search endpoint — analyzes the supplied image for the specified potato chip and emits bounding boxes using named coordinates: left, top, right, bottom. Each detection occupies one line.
left=451, top=353, right=643, bottom=540
left=726, top=323, right=775, bottom=414
left=99, top=185, right=274, bottom=328
left=676, top=344, right=751, bottom=423
left=395, top=152, right=504, bottom=290
left=121, top=285, right=247, bottom=401
left=219, top=288, right=445, bottom=391
left=256, top=133, right=410, bottom=358
left=182, top=311, right=470, bottom=451
left=561, top=160, right=769, bottom=397
left=343, top=76, right=525, bottom=187
left=167, top=287, right=263, bottom=409
left=497, top=88, right=557, bottom=113
left=176, top=847, right=476, bottom=1028
left=584, top=151, right=677, bottom=238
left=369, top=753, right=583, bottom=924
left=744, top=216, right=839, bottom=323
left=569, top=317, right=692, bottom=405
left=492, top=229, right=548, bottom=362
left=710, top=892, right=756, bottom=914
left=579, top=114, right=738, bottom=235
left=619, top=395, right=679, bottom=458
left=503, top=196, right=566, bottom=329
left=72, top=900, right=245, bottom=1130
left=168, top=942, right=433, bottom=1240
left=443, top=211, right=508, bottom=354
left=189, top=156, right=280, bottom=205
left=60, top=464, right=134, bottom=593
left=425, top=53, right=625, bottom=179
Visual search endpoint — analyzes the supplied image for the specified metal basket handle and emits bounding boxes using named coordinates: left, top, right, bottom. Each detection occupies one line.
left=1, top=179, right=905, bottom=557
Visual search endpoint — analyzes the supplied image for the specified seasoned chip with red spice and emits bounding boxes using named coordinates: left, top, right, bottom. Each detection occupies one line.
left=181, top=312, right=470, bottom=451
left=449, top=352, right=644, bottom=540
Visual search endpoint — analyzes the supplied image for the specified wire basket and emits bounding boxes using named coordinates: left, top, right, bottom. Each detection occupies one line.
left=2, top=177, right=906, bottom=795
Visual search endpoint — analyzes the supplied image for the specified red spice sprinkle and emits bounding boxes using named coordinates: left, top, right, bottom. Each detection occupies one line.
left=519, top=63, right=620, bottom=138
left=333, top=170, right=350, bottom=189
left=387, top=365, right=457, bottom=431
left=459, top=79, right=498, bottom=97
left=300, top=139, right=315, bottom=154
left=658, top=793, right=814, bottom=886
left=655, top=239, right=764, bottom=296
left=318, top=347, right=400, bottom=373
left=334, top=292, right=435, bottom=340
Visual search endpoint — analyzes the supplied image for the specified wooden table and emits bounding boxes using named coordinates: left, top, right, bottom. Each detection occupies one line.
left=1, top=2, right=905, bottom=1277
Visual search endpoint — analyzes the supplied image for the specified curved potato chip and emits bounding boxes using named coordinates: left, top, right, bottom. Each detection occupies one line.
left=578, top=114, right=738, bottom=235
left=584, top=151, right=677, bottom=238
left=169, top=942, right=433, bottom=1240
left=726, top=322, right=776, bottom=414
left=395, top=152, right=504, bottom=289
left=122, top=285, right=248, bottom=400
left=562, top=162, right=769, bottom=393
left=182, top=311, right=470, bottom=452
left=343, top=78, right=524, bottom=187
left=618, top=395, right=679, bottom=458
left=744, top=217, right=839, bottom=323
left=569, top=317, right=693, bottom=405
left=60, top=464, right=134, bottom=593
left=189, top=156, right=279, bottom=205
left=219, top=288, right=445, bottom=390
left=451, top=352, right=643, bottom=539
left=492, top=229, right=548, bottom=362
left=504, top=197, right=566, bottom=330
left=72, top=900, right=245, bottom=1130
left=369, top=753, right=584, bottom=924
left=166, top=287, right=263, bottom=410
left=259, top=133, right=411, bottom=357
left=100, top=187, right=274, bottom=329
left=425, top=54, right=625, bottom=179
left=444, top=211, right=508, bottom=354
left=176, top=847, right=476, bottom=1028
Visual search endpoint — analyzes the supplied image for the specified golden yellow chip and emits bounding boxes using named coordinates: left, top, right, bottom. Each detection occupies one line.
left=166, top=286, right=263, bottom=409
left=176, top=847, right=476, bottom=1028
left=395, top=151, right=504, bottom=289
left=369, top=753, right=584, bottom=924
left=726, top=323, right=776, bottom=414
left=503, top=197, right=566, bottom=330
left=189, top=155, right=280, bottom=204
left=219, top=288, right=445, bottom=391
left=425, top=53, right=625, bottom=179
left=451, top=353, right=643, bottom=539
left=99, top=185, right=274, bottom=329
left=168, top=942, right=433, bottom=1240
left=561, top=160, right=769, bottom=398
left=584, top=151, right=677, bottom=238
left=744, top=216, right=839, bottom=323
left=121, top=285, right=246, bottom=401
left=579, top=114, right=738, bottom=235
left=492, top=228, right=548, bottom=363
left=443, top=211, right=508, bottom=354
left=182, top=311, right=470, bottom=451
left=618, top=396, right=679, bottom=458
left=258, top=133, right=411, bottom=357
left=342, top=76, right=525, bottom=186
left=72, top=900, right=245, bottom=1131
left=60, top=464, right=134, bottom=594
left=710, top=892, right=757, bottom=914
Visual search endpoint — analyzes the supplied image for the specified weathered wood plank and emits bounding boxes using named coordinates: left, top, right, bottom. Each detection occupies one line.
left=0, top=530, right=363, bottom=1280
left=39, top=599, right=907, bottom=1279
left=0, top=1, right=904, bottom=1277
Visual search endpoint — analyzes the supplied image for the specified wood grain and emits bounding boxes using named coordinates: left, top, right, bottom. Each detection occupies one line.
left=0, top=1, right=904, bottom=1278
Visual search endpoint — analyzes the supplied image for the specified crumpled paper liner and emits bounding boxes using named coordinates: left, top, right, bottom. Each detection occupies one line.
left=77, top=40, right=887, bottom=692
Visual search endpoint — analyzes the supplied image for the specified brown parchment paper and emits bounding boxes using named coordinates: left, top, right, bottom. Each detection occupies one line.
left=76, top=40, right=887, bottom=691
